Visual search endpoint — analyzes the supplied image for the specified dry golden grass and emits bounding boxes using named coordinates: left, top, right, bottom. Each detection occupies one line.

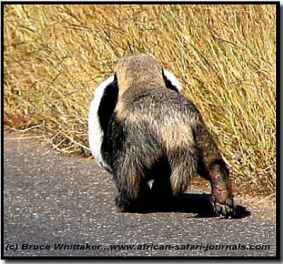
left=4, top=4, right=276, bottom=195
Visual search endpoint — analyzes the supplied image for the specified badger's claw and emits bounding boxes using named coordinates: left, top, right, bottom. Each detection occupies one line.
left=211, top=196, right=235, bottom=218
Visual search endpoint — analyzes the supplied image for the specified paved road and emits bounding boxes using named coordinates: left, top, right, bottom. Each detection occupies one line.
left=3, top=134, right=277, bottom=257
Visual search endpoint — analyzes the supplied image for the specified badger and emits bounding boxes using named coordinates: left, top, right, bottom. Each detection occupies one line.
left=88, top=54, right=234, bottom=217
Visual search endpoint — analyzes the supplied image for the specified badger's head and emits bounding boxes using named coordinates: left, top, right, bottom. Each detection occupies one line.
left=88, top=54, right=182, bottom=170
left=114, top=54, right=182, bottom=95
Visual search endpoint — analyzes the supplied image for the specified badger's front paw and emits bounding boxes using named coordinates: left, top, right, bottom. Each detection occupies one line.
left=211, top=196, right=235, bottom=218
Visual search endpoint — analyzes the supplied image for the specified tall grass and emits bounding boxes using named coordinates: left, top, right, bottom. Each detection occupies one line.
left=3, top=4, right=276, bottom=195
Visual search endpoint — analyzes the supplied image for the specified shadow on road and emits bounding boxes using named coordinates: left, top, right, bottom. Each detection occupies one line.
left=145, top=193, right=251, bottom=219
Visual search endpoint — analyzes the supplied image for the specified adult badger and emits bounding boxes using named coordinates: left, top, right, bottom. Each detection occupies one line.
left=88, top=54, right=234, bottom=217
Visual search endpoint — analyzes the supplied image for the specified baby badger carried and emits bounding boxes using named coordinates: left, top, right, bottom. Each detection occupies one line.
left=88, top=54, right=234, bottom=217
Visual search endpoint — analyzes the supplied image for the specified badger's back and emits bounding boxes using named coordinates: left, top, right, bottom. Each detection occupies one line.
left=115, top=87, right=199, bottom=155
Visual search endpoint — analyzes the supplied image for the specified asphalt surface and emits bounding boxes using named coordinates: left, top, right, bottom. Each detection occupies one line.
left=3, top=134, right=277, bottom=257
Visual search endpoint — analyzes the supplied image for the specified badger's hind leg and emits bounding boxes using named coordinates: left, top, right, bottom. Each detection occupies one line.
left=113, top=154, right=151, bottom=213
left=168, top=148, right=197, bottom=196
left=194, top=119, right=234, bottom=217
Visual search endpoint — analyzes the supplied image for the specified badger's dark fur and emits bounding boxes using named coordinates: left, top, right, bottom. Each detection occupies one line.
left=88, top=54, right=234, bottom=217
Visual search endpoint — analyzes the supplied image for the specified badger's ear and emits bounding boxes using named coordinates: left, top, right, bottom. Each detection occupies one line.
left=88, top=74, right=118, bottom=170
left=162, top=69, right=182, bottom=92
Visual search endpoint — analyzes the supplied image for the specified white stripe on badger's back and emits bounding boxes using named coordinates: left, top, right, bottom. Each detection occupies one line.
left=88, top=75, right=114, bottom=171
left=163, top=69, right=182, bottom=92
